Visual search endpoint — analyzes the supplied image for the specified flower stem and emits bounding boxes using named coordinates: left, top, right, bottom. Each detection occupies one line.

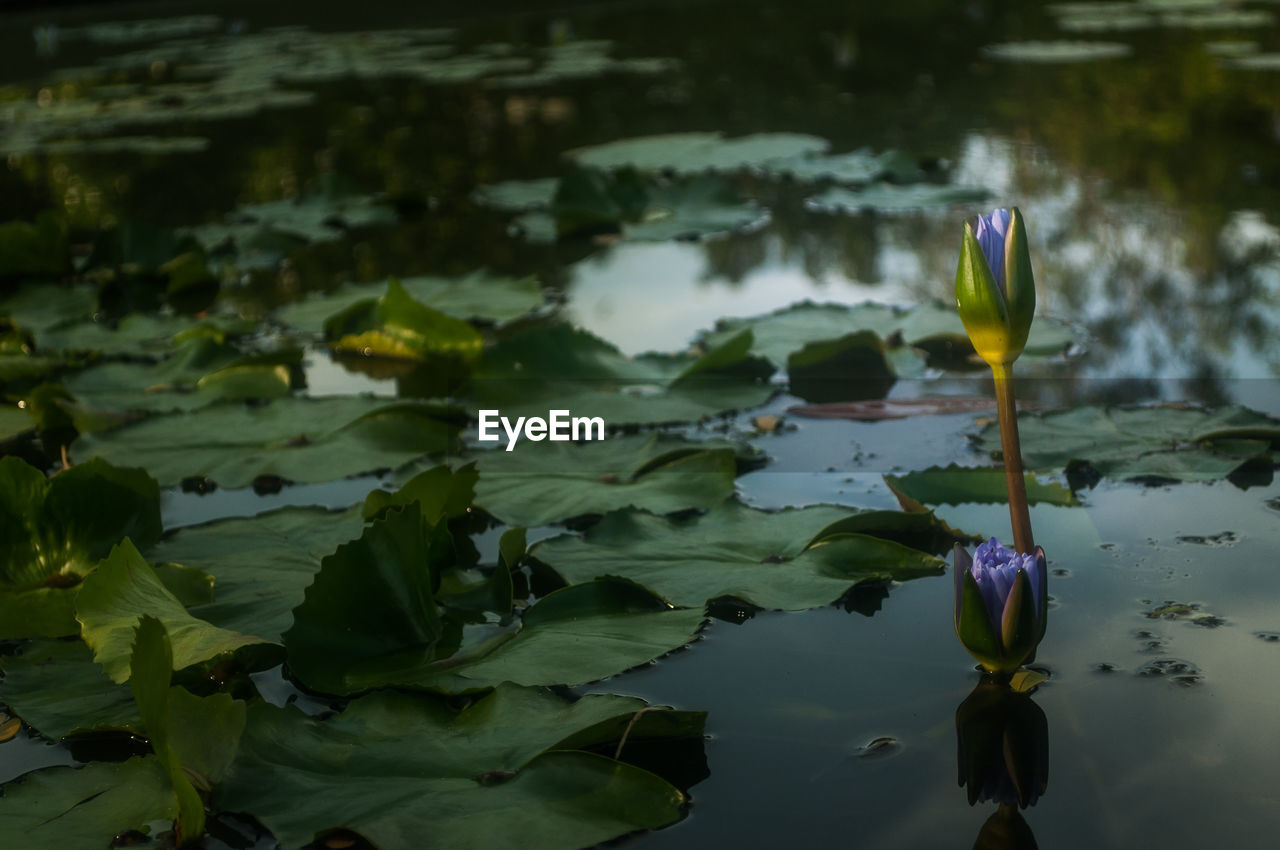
left=992, top=363, right=1034, bottom=554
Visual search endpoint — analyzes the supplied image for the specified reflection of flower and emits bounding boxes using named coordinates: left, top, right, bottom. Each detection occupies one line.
left=972, top=805, right=1041, bottom=850
left=955, top=207, right=1036, bottom=368
left=954, top=538, right=1047, bottom=675
left=956, top=680, right=1049, bottom=810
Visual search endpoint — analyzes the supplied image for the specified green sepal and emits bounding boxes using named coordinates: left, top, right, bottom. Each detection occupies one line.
left=957, top=570, right=1002, bottom=668
left=1002, top=207, right=1037, bottom=357
left=999, top=568, right=1037, bottom=665
left=955, top=221, right=1008, bottom=334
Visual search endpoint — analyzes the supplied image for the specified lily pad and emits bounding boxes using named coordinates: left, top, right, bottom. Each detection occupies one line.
left=62, top=337, right=303, bottom=414
left=74, top=396, right=463, bottom=488
left=277, top=270, right=545, bottom=333
left=757, top=148, right=926, bottom=185
left=469, top=324, right=773, bottom=426
left=146, top=506, right=366, bottom=643
left=530, top=501, right=951, bottom=610
left=215, top=684, right=699, bottom=850
left=76, top=539, right=271, bottom=683
left=397, top=434, right=750, bottom=527
left=1222, top=52, right=1280, bottom=70
left=804, top=183, right=989, bottom=214
left=981, top=41, right=1132, bottom=62
left=974, top=405, right=1280, bottom=483
left=698, top=300, right=1074, bottom=367
left=0, top=405, right=32, bottom=441
left=567, top=132, right=829, bottom=174
left=287, top=510, right=705, bottom=694
left=0, top=456, right=160, bottom=594
left=512, top=173, right=769, bottom=243
left=323, top=278, right=484, bottom=361
left=0, top=639, right=139, bottom=739
left=36, top=313, right=252, bottom=357
left=884, top=465, right=1079, bottom=508
left=0, top=284, right=98, bottom=334
left=0, top=758, right=176, bottom=850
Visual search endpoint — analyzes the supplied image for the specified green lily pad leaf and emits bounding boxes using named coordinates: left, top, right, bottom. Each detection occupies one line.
left=0, top=353, right=65, bottom=389
left=0, top=639, right=139, bottom=739
left=981, top=40, right=1132, bottom=62
left=0, top=283, right=98, bottom=333
left=76, top=539, right=271, bottom=683
left=36, top=313, right=252, bottom=357
left=490, top=39, right=679, bottom=88
left=65, top=15, right=223, bottom=44
left=188, top=189, right=397, bottom=250
left=452, top=433, right=749, bottom=526
left=324, top=278, right=484, bottom=361
left=514, top=174, right=768, bottom=243
left=366, top=463, right=478, bottom=522
left=884, top=465, right=1079, bottom=508
left=758, top=148, right=926, bottom=185
left=804, top=182, right=989, bottom=213
left=401, top=579, right=706, bottom=693
left=786, top=330, right=904, bottom=402
left=63, top=337, right=303, bottom=414
left=0, top=456, right=160, bottom=592
left=0, top=758, right=176, bottom=850
left=284, top=503, right=447, bottom=696
left=146, top=506, right=365, bottom=643
left=216, top=684, right=697, bottom=850
left=567, top=131, right=829, bottom=174
left=1222, top=52, right=1280, bottom=70
left=129, top=615, right=205, bottom=843
left=278, top=270, right=545, bottom=333
left=0, top=405, right=32, bottom=441
left=531, top=502, right=948, bottom=611
left=472, top=178, right=560, bottom=212
left=74, top=396, right=463, bottom=488
left=0, top=213, right=70, bottom=279
left=975, top=405, right=1280, bottom=483
left=698, top=300, right=1074, bottom=367
left=289, top=520, right=705, bottom=694
left=469, top=325, right=773, bottom=426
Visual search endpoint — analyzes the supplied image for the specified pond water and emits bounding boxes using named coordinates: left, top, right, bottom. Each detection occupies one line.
left=3, top=0, right=1280, bottom=848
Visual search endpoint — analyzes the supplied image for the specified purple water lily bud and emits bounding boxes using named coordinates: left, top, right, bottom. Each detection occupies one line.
left=973, top=209, right=1011, bottom=294
left=954, top=538, right=1048, bottom=675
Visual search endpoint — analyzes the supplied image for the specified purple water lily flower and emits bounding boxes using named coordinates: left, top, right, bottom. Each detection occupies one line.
left=973, top=208, right=1011, bottom=294
left=954, top=537, right=1048, bottom=675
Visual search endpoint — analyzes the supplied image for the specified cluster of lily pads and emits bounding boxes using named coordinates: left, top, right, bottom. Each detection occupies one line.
left=6, top=11, right=1280, bottom=850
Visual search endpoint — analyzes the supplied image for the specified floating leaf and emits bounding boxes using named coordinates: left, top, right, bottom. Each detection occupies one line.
left=0, top=456, right=160, bottom=595
left=469, top=325, right=773, bottom=426
left=418, top=434, right=749, bottom=526
left=974, top=405, right=1280, bottom=483
left=785, top=330, right=902, bottom=402
left=0, top=405, right=32, bottom=441
left=0, top=284, right=98, bottom=334
left=981, top=41, right=1132, bottom=62
left=0, top=639, right=139, bottom=739
left=757, top=148, right=926, bottom=185
left=567, top=131, right=828, bottom=174
left=531, top=502, right=951, bottom=610
left=76, top=539, right=271, bottom=683
left=216, top=684, right=698, bottom=850
left=277, top=270, right=545, bottom=333
left=0, top=758, right=176, bottom=850
left=698, top=300, right=1074, bottom=367
left=323, top=278, right=484, bottom=361
left=804, top=183, right=989, bottom=214
left=146, top=506, right=366, bottom=643
left=74, top=396, right=463, bottom=488
left=0, top=213, right=70, bottom=279
left=884, top=465, right=1079, bottom=508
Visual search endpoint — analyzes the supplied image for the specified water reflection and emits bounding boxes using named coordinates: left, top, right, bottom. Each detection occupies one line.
left=956, top=678, right=1049, bottom=849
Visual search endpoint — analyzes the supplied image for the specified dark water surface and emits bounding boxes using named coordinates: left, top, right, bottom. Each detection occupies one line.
left=3, top=0, right=1280, bottom=848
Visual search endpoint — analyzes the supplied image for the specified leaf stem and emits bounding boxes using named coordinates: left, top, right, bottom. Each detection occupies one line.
left=991, top=363, right=1034, bottom=554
